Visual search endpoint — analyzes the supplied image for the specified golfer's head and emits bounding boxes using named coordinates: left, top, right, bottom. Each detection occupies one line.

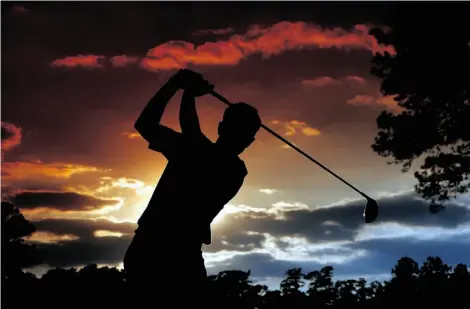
left=218, top=102, right=261, bottom=154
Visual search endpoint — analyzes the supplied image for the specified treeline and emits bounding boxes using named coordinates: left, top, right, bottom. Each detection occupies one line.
left=3, top=256, right=470, bottom=308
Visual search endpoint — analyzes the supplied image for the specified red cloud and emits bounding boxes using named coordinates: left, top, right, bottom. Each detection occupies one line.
left=347, top=94, right=402, bottom=112
left=139, top=22, right=395, bottom=71
left=1, top=121, right=22, bottom=152
left=302, top=75, right=368, bottom=87
left=141, top=40, right=243, bottom=72
left=51, top=21, right=394, bottom=72
left=50, top=55, right=105, bottom=69
left=110, top=55, right=139, bottom=67
left=344, top=76, right=367, bottom=84
left=302, top=77, right=341, bottom=87
left=192, top=27, right=234, bottom=36
left=140, top=56, right=186, bottom=71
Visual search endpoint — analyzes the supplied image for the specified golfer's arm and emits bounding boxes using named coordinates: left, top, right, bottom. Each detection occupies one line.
left=134, top=77, right=179, bottom=142
left=180, top=90, right=203, bottom=137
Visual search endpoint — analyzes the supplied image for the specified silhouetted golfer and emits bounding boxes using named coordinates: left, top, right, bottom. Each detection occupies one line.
left=123, top=69, right=261, bottom=305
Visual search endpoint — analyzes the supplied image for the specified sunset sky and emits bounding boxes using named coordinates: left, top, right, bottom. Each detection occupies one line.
left=2, top=2, right=470, bottom=288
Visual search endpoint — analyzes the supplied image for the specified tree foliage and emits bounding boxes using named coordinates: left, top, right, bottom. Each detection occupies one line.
left=1, top=201, right=41, bottom=280
left=369, top=4, right=470, bottom=209
left=3, top=256, right=470, bottom=309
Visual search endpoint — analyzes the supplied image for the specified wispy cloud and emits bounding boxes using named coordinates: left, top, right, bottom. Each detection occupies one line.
left=140, top=22, right=394, bottom=71
left=302, top=75, right=368, bottom=87
left=50, top=55, right=105, bottom=69
left=121, top=132, right=142, bottom=139
left=347, top=94, right=401, bottom=112
left=272, top=120, right=321, bottom=137
left=110, top=55, right=139, bottom=67
left=259, top=188, right=278, bottom=195
left=302, top=76, right=341, bottom=87
left=2, top=160, right=105, bottom=180
left=1, top=121, right=22, bottom=153
left=26, top=231, right=79, bottom=244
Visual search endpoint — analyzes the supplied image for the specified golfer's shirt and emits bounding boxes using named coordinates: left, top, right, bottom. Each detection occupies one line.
left=137, top=125, right=247, bottom=246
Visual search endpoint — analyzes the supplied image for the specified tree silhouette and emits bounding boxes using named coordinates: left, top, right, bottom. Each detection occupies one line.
left=1, top=201, right=40, bottom=280
left=369, top=4, right=470, bottom=210
left=305, top=266, right=336, bottom=308
left=418, top=257, right=452, bottom=307
left=207, top=270, right=267, bottom=309
left=280, top=268, right=307, bottom=308
left=1, top=248, right=470, bottom=309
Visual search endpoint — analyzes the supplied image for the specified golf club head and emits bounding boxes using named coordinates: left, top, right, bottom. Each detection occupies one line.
left=363, top=198, right=379, bottom=223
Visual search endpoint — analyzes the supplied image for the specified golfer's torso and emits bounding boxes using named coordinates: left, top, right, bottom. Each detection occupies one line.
left=137, top=142, right=238, bottom=241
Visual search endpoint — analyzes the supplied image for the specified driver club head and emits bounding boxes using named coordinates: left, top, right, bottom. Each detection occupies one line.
left=363, top=198, right=379, bottom=223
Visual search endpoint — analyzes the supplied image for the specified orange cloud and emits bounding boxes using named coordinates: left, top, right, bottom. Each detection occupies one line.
left=192, top=27, right=234, bottom=36
left=302, top=75, right=368, bottom=87
left=141, top=40, right=243, bottom=72
left=121, top=132, right=142, bottom=139
left=26, top=231, right=79, bottom=244
left=140, top=56, right=186, bottom=71
left=139, top=22, right=395, bottom=71
left=345, top=75, right=367, bottom=84
left=1, top=121, right=22, bottom=151
left=51, top=22, right=394, bottom=72
left=50, top=55, right=105, bottom=69
left=302, top=77, right=341, bottom=87
left=111, top=55, right=139, bottom=67
left=347, top=95, right=376, bottom=106
left=347, top=94, right=402, bottom=112
left=93, top=230, right=125, bottom=238
left=272, top=120, right=321, bottom=137
left=1, top=160, right=105, bottom=180
left=301, top=127, right=322, bottom=136
left=377, top=95, right=403, bottom=112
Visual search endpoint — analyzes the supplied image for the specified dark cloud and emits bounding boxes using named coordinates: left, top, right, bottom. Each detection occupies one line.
left=36, top=236, right=131, bottom=267
left=346, top=237, right=470, bottom=270
left=32, top=218, right=136, bottom=240
left=27, top=192, right=470, bottom=274
left=206, top=236, right=470, bottom=280
left=211, top=193, right=470, bottom=247
left=204, top=232, right=266, bottom=253
left=206, top=253, right=312, bottom=277
left=29, top=218, right=135, bottom=267
left=11, top=191, right=121, bottom=211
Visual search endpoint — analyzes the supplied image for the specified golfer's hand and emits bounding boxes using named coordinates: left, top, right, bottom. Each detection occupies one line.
left=171, top=69, right=214, bottom=97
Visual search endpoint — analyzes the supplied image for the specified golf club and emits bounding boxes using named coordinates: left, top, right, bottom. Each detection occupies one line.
left=210, top=90, right=379, bottom=224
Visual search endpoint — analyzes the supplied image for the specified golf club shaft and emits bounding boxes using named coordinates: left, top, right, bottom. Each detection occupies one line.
left=210, top=90, right=369, bottom=199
